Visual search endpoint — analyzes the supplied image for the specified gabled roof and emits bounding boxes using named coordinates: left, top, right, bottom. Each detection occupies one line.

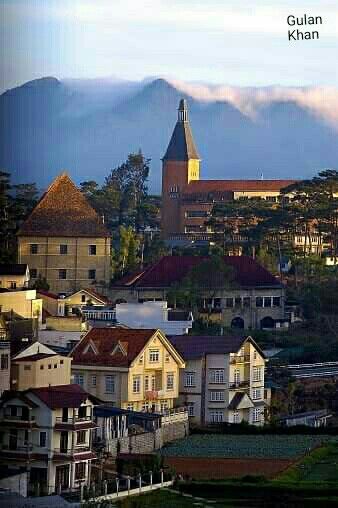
left=37, top=289, right=59, bottom=300
left=228, top=392, right=254, bottom=410
left=0, top=264, right=28, bottom=276
left=13, top=353, right=57, bottom=362
left=71, top=327, right=158, bottom=367
left=113, top=256, right=281, bottom=289
left=30, top=384, right=92, bottom=409
left=68, top=288, right=111, bottom=305
left=163, top=99, right=200, bottom=161
left=185, top=179, right=297, bottom=194
left=18, top=173, right=110, bottom=238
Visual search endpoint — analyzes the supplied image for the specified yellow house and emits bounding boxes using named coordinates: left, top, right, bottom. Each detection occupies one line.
left=0, top=289, right=42, bottom=324
left=17, top=173, right=111, bottom=294
left=71, top=327, right=185, bottom=412
left=0, top=264, right=30, bottom=290
left=11, top=342, right=72, bottom=390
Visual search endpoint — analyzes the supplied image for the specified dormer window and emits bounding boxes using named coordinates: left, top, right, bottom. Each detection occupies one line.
left=83, top=341, right=98, bottom=355
left=111, top=342, right=127, bottom=357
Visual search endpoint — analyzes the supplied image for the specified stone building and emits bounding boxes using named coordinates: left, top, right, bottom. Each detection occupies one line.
left=17, top=173, right=111, bottom=294
left=161, top=99, right=296, bottom=240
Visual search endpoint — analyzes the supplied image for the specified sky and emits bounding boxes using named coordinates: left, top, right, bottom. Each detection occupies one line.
left=1, top=0, right=338, bottom=92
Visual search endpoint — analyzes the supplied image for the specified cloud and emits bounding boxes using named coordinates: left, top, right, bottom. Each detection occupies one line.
left=165, top=78, right=338, bottom=129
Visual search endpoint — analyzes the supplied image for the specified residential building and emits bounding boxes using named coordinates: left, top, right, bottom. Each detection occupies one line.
left=161, top=99, right=296, bottom=240
left=11, top=342, right=72, bottom=390
left=0, top=289, right=42, bottom=325
left=114, top=301, right=193, bottom=335
left=71, top=327, right=185, bottom=412
left=0, top=264, right=30, bottom=290
left=278, top=410, right=332, bottom=428
left=0, top=341, right=10, bottom=395
left=39, top=316, right=88, bottom=352
left=38, top=288, right=110, bottom=317
left=169, top=334, right=268, bottom=426
left=0, top=385, right=97, bottom=495
left=111, top=255, right=286, bottom=330
left=17, top=173, right=111, bottom=294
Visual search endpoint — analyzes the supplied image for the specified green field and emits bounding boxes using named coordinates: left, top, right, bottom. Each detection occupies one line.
left=161, top=434, right=335, bottom=459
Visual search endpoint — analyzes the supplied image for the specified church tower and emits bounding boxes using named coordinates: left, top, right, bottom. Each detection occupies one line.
left=161, top=99, right=200, bottom=238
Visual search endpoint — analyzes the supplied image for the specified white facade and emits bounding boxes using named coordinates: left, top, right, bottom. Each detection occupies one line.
left=115, top=301, right=193, bottom=335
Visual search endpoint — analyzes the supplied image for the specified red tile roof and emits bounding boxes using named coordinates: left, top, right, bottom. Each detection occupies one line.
left=114, top=256, right=281, bottom=288
left=71, top=327, right=157, bottom=367
left=38, top=290, right=59, bottom=300
left=30, top=384, right=90, bottom=409
left=185, top=179, right=297, bottom=194
left=18, top=173, right=110, bottom=238
left=82, top=288, right=111, bottom=305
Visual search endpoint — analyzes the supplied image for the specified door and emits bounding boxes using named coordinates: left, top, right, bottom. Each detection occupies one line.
left=9, top=429, right=17, bottom=450
left=62, top=408, right=68, bottom=423
left=234, top=369, right=240, bottom=386
left=56, top=465, right=70, bottom=491
left=60, top=431, right=68, bottom=453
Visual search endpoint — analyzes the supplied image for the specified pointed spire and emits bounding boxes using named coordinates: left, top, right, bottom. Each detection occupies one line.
left=163, top=99, right=200, bottom=161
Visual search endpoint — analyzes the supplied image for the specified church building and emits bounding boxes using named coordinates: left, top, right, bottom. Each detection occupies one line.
left=161, top=99, right=296, bottom=240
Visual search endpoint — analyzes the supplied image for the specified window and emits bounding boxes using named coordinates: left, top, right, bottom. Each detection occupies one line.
left=160, top=400, right=169, bottom=412
left=142, top=401, right=150, bottom=412
left=88, top=269, right=96, bottom=280
left=133, top=375, right=141, bottom=393
left=209, top=391, right=225, bottom=402
left=253, top=367, right=262, bottom=382
left=185, top=210, right=209, bottom=218
left=24, top=430, right=29, bottom=444
left=24, top=365, right=31, bottom=371
left=81, top=295, right=86, bottom=303
left=266, top=196, right=277, bottom=202
left=151, top=375, right=156, bottom=391
left=48, top=364, right=52, bottom=370
left=75, top=462, right=86, bottom=480
left=144, top=376, right=149, bottom=391
left=74, top=373, right=84, bottom=387
left=252, top=388, right=262, bottom=400
left=226, top=297, right=234, bottom=308
left=210, top=410, right=224, bottom=423
left=234, top=369, right=240, bottom=385
left=139, top=355, right=144, bottom=364
left=253, top=351, right=257, bottom=360
left=243, top=297, right=251, bottom=308
left=264, top=297, right=272, bottom=308
left=185, top=372, right=195, bottom=388
left=0, top=354, right=8, bottom=370
left=88, top=245, right=97, bottom=256
left=149, top=350, right=159, bottom=363
left=166, top=373, right=174, bottom=391
left=9, top=281, right=17, bottom=289
left=235, top=297, right=241, bottom=308
left=233, top=411, right=240, bottom=423
left=39, top=432, right=46, bottom=447
left=213, top=298, right=222, bottom=309
left=60, top=244, right=68, bottom=255
left=209, top=369, right=225, bottom=384
left=59, top=269, right=67, bottom=280
left=273, top=297, right=281, bottom=307
left=40, top=365, right=44, bottom=370
left=91, top=375, right=97, bottom=387
left=30, top=269, right=37, bottom=279
left=256, top=297, right=263, bottom=307
left=60, top=360, right=64, bottom=365
left=187, top=402, right=195, bottom=417
left=30, top=244, right=38, bottom=254
left=165, top=353, right=170, bottom=363
left=76, top=431, right=86, bottom=444
left=252, top=407, right=262, bottom=423
left=126, top=403, right=134, bottom=411
left=54, top=364, right=57, bottom=369
left=105, top=375, right=115, bottom=393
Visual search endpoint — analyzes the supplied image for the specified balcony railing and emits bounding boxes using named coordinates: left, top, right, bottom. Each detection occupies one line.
left=55, top=416, right=91, bottom=424
left=229, top=381, right=250, bottom=389
left=230, top=355, right=250, bottom=365
left=53, top=445, right=91, bottom=456
left=3, top=414, right=35, bottom=422
left=161, top=406, right=188, bottom=425
left=0, top=444, right=33, bottom=452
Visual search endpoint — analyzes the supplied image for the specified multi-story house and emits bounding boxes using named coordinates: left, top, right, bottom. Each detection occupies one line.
left=170, top=334, right=268, bottom=426
left=17, top=173, right=111, bottom=294
left=11, top=342, right=72, bottom=390
left=70, top=327, right=185, bottom=413
left=0, top=264, right=30, bottom=290
left=0, top=384, right=97, bottom=495
left=38, top=288, right=110, bottom=317
left=111, top=255, right=286, bottom=330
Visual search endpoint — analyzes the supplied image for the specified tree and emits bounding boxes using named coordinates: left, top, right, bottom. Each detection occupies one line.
left=116, top=226, right=140, bottom=277
left=0, top=171, right=14, bottom=262
left=32, top=274, right=50, bottom=291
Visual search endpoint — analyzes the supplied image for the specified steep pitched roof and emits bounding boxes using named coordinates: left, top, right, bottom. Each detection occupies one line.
left=114, top=255, right=281, bottom=289
left=0, top=264, right=28, bottom=276
left=163, top=99, right=200, bottom=161
left=30, top=384, right=91, bottom=409
left=185, top=179, right=297, bottom=194
left=71, top=327, right=157, bottom=367
left=18, top=173, right=110, bottom=238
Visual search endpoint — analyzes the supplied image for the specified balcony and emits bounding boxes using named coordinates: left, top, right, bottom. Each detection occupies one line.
left=1, top=414, right=37, bottom=428
left=0, top=443, right=33, bottom=457
left=230, top=355, right=250, bottom=365
left=55, top=416, right=95, bottom=430
left=161, top=406, right=188, bottom=426
left=53, top=445, right=91, bottom=458
left=229, top=381, right=250, bottom=390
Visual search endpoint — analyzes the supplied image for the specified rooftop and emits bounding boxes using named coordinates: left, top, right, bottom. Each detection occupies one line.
left=18, top=173, right=110, bottom=238
left=113, top=255, right=281, bottom=289
left=163, top=99, right=200, bottom=161
left=30, top=384, right=92, bottom=409
left=0, top=264, right=28, bottom=276
left=185, top=179, right=297, bottom=194
left=71, top=327, right=157, bottom=367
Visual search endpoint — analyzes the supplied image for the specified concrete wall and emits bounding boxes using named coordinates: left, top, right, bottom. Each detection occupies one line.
left=0, top=290, right=42, bottom=324
left=12, top=355, right=71, bottom=390
left=0, top=471, right=28, bottom=497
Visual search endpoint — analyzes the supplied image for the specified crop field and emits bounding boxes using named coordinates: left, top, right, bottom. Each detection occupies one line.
left=161, top=434, right=335, bottom=460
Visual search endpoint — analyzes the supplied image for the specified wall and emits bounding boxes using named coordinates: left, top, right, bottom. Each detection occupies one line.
left=0, top=343, right=10, bottom=395
left=0, top=471, right=28, bottom=497
left=46, top=316, right=86, bottom=331
left=18, top=236, right=111, bottom=294
left=13, top=355, right=72, bottom=390
left=0, top=290, right=42, bottom=324
left=0, top=273, right=28, bottom=290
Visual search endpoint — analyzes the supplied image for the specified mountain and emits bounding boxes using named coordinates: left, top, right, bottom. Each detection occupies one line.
left=1, top=77, right=338, bottom=193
